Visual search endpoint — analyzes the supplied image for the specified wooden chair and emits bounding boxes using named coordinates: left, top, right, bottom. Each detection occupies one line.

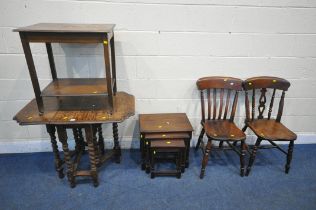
left=195, top=77, right=246, bottom=178
left=243, top=76, right=297, bottom=176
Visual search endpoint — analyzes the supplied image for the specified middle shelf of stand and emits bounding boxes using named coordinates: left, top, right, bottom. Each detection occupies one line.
left=41, top=78, right=115, bottom=97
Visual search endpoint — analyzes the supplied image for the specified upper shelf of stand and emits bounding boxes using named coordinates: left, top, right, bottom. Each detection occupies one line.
left=13, top=23, right=115, bottom=33
left=13, top=23, right=115, bottom=43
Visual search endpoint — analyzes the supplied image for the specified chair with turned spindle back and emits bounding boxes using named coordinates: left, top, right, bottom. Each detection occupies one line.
left=195, top=77, right=246, bottom=178
left=243, top=76, right=297, bottom=176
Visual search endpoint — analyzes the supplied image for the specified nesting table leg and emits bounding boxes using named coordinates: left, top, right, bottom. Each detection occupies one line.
left=46, top=125, right=64, bottom=179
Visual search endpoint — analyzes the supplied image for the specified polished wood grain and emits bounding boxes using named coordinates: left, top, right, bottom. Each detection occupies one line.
left=13, top=92, right=135, bottom=125
left=197, top=76, right=243, bottom=91
left=243, top=76, right=297, bottom=176
left=243, top=76, right=290, bottom=91
left=41, top=78, right=113, bottom=97
left=195, top=76, right=246, bottom=178
left=139, top=113, right=193, bottom=171
left=151, top=139, right=186, bottom=148
left=204, top=120, right=246, bottom=141
left=14, top=23, right=115, bottom=33
left=144, top=133, right=190, bottom=140
left=139, top=113, right=193, bottom=133
left=14, top=23, right=117, bottom=114
left=150, top=139, right=185, bottom=179
left=247, top=119, right=297, bottom=141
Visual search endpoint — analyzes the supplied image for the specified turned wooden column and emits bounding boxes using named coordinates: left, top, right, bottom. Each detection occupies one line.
left=46, top=125, right=64, bottom=179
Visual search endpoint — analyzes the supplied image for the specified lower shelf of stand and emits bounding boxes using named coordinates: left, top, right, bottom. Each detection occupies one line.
left=41, top=78, right=115, bottom=97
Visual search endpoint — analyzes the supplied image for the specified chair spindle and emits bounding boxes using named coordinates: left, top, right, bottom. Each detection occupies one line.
left=213, top=89, right=217, bottom=120
left=230, top=91, right=239, bottom=121
left=207, top=89, right=211, bottom=120
left=268, top=89, right=276, bottom=120
left=200, top=90, right=205, bottom=123
left=223, top=89, right=231, bottom=120
left=276, top=91, right=286, bottom=122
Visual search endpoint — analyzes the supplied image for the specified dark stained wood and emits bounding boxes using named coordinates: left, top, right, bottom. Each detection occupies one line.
left=14, top=23, right=117, bottom=114
left=196, top=76, right=243, bottom=91
left=20, top=33, right=44, bottom=114
left=22, top=32, right=106, bottom=44
left=223, top=89, right=231, bottom=120
left=151, top=139, right=185, bottom=148
left=41, top=78, right=113, bottom=97
left=243, top=76, right=290, bottom=91
left=230, top=91, right=239, bottom=121
left=213, top=89, right=217, bottom=120
left=13, top=92, right=135, bottom=125
left=245, top=138, right=262, bottom=176
left=144, top=133, right=190, bottom=140
left=276, top=91, right=286, bottom=122
left=14, top=23, right=115, bottom=33
left=200, top=140, right=212, bottom=179
left=139, top=113, right=193, bottom=171
left=218, top=88, right=224, bottom=119
left=201, top=90, right=206, bottom=122
left=85, top=125, right=99, bottom=187
left=139, top=113, right=193, bottom=133
left=258, top=88, right=267, bottom=119
left=97, top=125, right=105, bottom=155
left=268, top=89, right=276, bottom=120
left=110, top=36, right=117, bottom=93
left=247, top=119, right=297, bottom=141
left=46, top=43, right=57, bottom=80
left=286, top=141, right=294, bottom=173
left=103, top=36, right=114, bottom=108
left=46, top=125, right=64, bottom=178
left=243, top=76, right=297, bottom=176
left=150, top=139, right=185, bottom=178
left=57, top=125, right=75, bottom=188
left=112, top=122, right=121, bottom=163
left=196, top=76, right=246, bottom=178
left=204, top=120, right=246, bottom=141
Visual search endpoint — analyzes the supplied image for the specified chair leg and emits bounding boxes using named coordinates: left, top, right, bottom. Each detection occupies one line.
left=219, top=141, right=224, bottom=149
left=150, top=149, right=155, bottom=179
left=195, top=128, right=205, bottom=151
left=200, top=139, right=212, bottom=179
left=240, top=140, right=246, bottom=177
left=246, top=138, right=262, bottom=176
left=285, top=141, right=294, bottom=174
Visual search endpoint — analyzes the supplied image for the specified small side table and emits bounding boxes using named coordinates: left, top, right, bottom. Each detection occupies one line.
left=150, top=139, right=185, bottom=179
left=139, top=113, right=193, bottom=171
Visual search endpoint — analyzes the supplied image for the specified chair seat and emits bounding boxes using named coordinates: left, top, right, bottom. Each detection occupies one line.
left=247, top=119, right=297, bottom=141
left=204, top=120, right=246, bottom=141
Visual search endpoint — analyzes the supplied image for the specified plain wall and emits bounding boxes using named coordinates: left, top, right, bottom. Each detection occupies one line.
left=0, top=0, right=316, bottom=152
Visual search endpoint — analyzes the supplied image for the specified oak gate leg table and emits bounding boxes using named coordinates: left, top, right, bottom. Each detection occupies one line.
left=14, top=92, right=135, bottom=187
